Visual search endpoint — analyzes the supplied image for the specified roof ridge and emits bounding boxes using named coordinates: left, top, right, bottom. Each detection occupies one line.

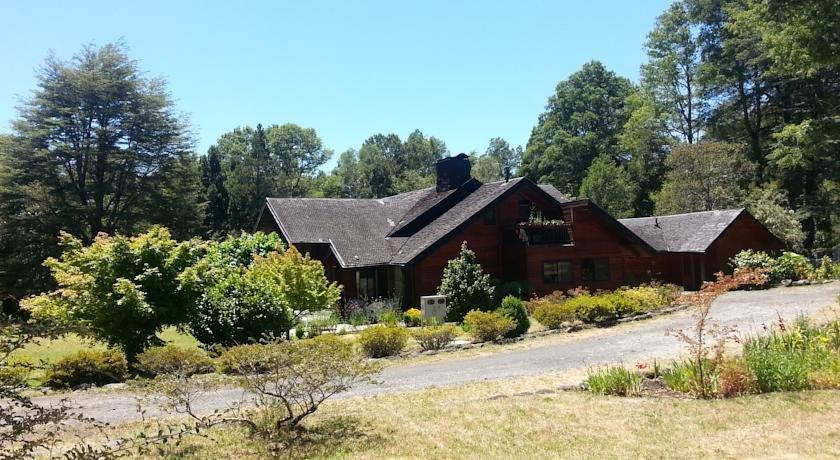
left=619, top=208, right=744, bottom=221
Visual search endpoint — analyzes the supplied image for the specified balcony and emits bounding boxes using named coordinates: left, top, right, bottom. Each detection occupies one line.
left=516, top=222, right=574, bottom=246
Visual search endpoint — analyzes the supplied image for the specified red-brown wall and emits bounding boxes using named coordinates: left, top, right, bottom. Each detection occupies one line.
left=407, top=194, right=656, bottom=302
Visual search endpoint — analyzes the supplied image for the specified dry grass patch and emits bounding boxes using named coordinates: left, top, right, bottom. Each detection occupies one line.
left=59, top=373, right=840, bottom=459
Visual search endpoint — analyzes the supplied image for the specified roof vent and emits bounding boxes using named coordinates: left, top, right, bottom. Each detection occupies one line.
left=436, top=153, right=471, bottom=192
left=504, top=166, right=511, bottom=183
left=654, top=218, right=661, bottom=229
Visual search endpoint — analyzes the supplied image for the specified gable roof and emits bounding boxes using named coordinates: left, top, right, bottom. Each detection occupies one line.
left=263, top=178, right=571, bottom=268
left=618, top=209, right=746, bottom=253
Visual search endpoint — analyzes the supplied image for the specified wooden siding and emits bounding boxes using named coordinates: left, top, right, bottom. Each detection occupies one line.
left=407, top=191, right=657, bottom=302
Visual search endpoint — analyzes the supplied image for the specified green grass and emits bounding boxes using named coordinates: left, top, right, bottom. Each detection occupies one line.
left=11, top=327, right=200, bottom=386
left=586, top=366, right=643, bottom=396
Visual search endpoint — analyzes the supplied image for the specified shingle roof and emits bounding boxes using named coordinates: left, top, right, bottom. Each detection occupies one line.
left=619, top=209, right=745, bottom=253
left=265, top=178, right=540, bottom=267
left=538, top=184, right=572, bottom=203
left=390, top=178, right=525, bottom=264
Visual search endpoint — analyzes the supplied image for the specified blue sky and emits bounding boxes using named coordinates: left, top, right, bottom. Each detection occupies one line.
left=1, top=0, right=672, bottom=168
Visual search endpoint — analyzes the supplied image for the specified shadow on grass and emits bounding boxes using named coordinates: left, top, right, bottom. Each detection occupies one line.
left=277, top=416, right=382, bottom=459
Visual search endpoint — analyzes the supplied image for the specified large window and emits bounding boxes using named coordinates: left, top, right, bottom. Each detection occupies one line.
left=357, top=269, right=377, bottom=299
left=581, top=258, right=610, bottom=282
left=543, top=260, right=573, bottom=284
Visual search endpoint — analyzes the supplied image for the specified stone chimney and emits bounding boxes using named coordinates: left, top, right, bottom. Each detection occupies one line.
left=435, top=153, right=472, bottom=192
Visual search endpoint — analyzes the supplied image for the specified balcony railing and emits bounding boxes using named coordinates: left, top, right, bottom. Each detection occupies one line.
left=516, top=222, right=574, bottom=246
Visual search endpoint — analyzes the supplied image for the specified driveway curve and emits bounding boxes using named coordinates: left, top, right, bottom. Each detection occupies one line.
left=33, top=282, right=840, bottom=424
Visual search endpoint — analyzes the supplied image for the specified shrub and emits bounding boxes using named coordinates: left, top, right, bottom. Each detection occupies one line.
left=532, top=302, right=576, bottom=329
left=22, top=227, right=203, bottom=360
left=348, top=311, right=369, bottom=327
left=178, top=335, right=380, bottom=431
left=586, top=366, right=643, bottom=396
left=773, top=252, right=812, bottom=280
left=438, top=242, right=495, bottom=322
left=403, top=308, right=423, bottom=327
left=358, top=325, right=410, bottom=358
left=565, top=295, right=618, bottom=323
left=812, top=256, right=840, bottom=280
left=0, top=357, right=31, bottom=387
left=217, top=343, right=275, bottom=375
left=45, top=349, right=128, bottom=388
left=603, top=292, right=643, bottom=316
left=463, top=310, right=515, bottom=343
left=497, top=295, right=530, bottom=338
left=183, top=237, right=340, bottom=347
left=135, top=345, right=214, bottom=377
left=717, top=358, right=753, bottom=398
left=188, top=264, right=292, bottom=347
left=411, top=324, right=458, bottom=351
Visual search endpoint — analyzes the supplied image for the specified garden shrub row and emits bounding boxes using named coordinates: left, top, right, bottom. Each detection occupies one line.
left=730, top=250, right=840, bottom=285
left=532, top=284, right=682, bottom=329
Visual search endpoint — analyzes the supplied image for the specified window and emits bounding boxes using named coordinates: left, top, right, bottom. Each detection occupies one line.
left=518, top=200, right=531, bottom=222
left=483, top=209, right=495, bottom=224
left=581, top=258, right=610, bottom=282
left=357, top=269, right=377, bottom=299
left=543, top=260, right=573, bottom=284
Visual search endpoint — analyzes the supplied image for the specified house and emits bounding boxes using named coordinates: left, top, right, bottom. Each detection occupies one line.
left=256, top=154, right=783, bottom=305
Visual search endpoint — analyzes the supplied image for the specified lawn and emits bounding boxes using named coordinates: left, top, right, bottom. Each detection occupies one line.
left=13, top=327, right=200, bottom=385
left=66, top=373, right=840, bottom=459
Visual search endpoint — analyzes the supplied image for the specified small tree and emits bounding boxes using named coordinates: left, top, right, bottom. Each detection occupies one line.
left=438, top=242, right=494, bottom=322
left=23, top=227, right=202, bottom=360
left=184, top=240, right=341, bottom=347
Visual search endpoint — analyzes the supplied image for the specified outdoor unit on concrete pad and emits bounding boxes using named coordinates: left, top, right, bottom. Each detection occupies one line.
left=420, top=295, right=447, bottom=322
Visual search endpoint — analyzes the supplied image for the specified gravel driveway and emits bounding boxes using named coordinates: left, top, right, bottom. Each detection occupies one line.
left=32, top=282, right=840, bottom=424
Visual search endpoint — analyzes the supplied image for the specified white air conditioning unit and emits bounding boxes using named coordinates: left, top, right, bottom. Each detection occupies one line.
left=420, top=295, right=447, bottom=322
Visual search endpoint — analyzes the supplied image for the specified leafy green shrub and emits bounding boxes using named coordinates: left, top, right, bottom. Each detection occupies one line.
left=463, top=310, right=515, bottom=343
left=586, top=366, right=643, bottom=396
left=438, top=242, right=495, bottom=322
left=411, top=324, right=458, bottom=351
left=0, top=357, right=31, bottom=387
left=565, top=295, right=618, bottom=323
left=811, top=256, right=840, bottom=280
left=602, top=292, right=643, bottom=316
left=497, top=295, right=530, bottom=338
left=187, top=246, right=340, bottom=347
left=773, top=252, right=812, bottom=280
left=217, top=343, right=274, bottom=375
left=45, top=349, right=128, bottom=388
left=403, top=308, right=423, bottom=327
left=357, top=325, right=410, bottom=358
left=532, top=301, right=576, bottom=329
left=135, top=345, right=214, bottom=377
left=23, top=227, right=203, bottom=360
